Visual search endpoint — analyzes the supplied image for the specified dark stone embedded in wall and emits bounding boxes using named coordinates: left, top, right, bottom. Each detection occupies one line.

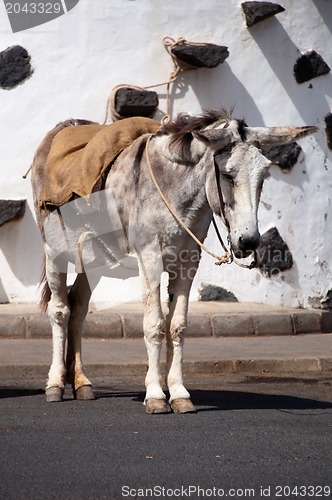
left=171, top=44, right=229, bottom=68
left=321, top=290, right=332, bottom=310
left=294, top=50, right=330, bottom=84
left=0, top=199, right=26, bottom=227
left=241, top=1, right=285, bottom=27
left=0, top=46, right=32, bottom=89
left=255, top=227, right=293, bottom=277
left=115, top=88, right=158, bottom=118
left=324, top=113, right=332, bottom=150
left=199, top=283, right=238, bottom=302
left=264, top=142, right=302, bottom=172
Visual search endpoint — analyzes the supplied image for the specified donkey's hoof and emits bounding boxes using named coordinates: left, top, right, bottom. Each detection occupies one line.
left=45, top=386, right=64, bottom=403
left=145, top=398, right=169, bottom=414
left=171, top=398, right=197, bottom=414
left=74, top=385, right=95, bottom=401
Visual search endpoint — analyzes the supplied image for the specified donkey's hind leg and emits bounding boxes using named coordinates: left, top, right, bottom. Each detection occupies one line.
left=45, top=256, right=70, bottom=402
left=66, top=272, right=94, bottom=400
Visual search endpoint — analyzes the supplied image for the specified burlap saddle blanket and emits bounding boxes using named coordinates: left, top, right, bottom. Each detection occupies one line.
left=38, top=116, right=160, bottom=207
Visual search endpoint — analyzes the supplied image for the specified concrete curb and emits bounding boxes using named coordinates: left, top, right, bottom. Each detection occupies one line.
left=0, top=302, right=331, bottom=339
left=1, top=357, right=331, bottom=382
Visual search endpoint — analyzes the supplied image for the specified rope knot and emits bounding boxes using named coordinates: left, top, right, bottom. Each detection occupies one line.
left=214, top=252, right=233, bottom=266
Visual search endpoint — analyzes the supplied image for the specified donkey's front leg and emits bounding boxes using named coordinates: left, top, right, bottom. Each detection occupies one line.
left=45, top=257, right=70, bottom=402
left=143, top=285, right=169, bottom=414
left=166, top=270, right=197, bottom=413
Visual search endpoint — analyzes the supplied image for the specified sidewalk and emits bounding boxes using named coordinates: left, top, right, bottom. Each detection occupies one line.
left=0, top=301, right=331, bottom=381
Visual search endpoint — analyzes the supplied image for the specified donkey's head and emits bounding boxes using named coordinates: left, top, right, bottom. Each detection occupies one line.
left=193, top=113, right=317, bottom=259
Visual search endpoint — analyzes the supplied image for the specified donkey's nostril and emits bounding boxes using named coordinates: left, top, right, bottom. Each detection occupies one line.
left=238, top=233, right=260, bottom=252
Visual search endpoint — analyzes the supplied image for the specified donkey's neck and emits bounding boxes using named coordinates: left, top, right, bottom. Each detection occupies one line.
left=147, top=135, right=213, bottom=226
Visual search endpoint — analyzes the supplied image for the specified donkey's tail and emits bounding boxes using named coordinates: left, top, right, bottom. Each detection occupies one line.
left=39, top=254, right=51, bottom=313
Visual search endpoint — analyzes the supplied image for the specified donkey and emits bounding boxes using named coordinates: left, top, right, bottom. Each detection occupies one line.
left=31, top=109, right=317, bottom=413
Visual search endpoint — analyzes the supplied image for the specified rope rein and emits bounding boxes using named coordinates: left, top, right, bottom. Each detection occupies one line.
left=145, top=134, right=257, bottom=269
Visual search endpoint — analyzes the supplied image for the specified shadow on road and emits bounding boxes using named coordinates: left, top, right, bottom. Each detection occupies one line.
left=0, top=388, right=44, bottom=399
left=188, top=390, right=332, bottom=412
left=1, top=384, right=332, bottom=413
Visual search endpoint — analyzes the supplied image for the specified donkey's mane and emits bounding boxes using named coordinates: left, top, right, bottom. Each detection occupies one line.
left=158, top=108, right=234, bottom=164
left=162, top=108, right=233, bottom=136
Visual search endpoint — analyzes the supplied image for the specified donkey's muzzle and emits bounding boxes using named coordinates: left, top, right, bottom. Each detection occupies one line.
left=234, top=233, right=260, bottom=259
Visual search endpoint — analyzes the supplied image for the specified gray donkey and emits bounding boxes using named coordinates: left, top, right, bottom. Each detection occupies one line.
left=31, top=109, right=317, bottom=413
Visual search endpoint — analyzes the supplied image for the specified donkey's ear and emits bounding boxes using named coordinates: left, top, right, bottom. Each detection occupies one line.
left=245, top=125, right=318, bottom=150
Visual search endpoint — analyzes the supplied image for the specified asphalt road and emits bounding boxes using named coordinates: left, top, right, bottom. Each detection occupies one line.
left=0, top=376, right=331, bottom=500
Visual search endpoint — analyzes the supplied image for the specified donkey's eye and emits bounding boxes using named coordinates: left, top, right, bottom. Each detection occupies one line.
left=222, top=173, right=235, bottom=186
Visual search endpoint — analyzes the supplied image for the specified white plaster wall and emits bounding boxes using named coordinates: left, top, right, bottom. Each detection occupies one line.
left=0, top=0, right=331, bottom=307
